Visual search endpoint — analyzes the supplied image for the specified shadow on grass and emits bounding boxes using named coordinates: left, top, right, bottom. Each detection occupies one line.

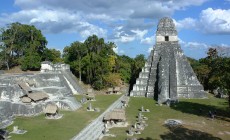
left=170, top=101, right=230, bottom=122
left=127, top=137, right=155, bottom=140
left=137, top=137, right=154, bottom=140
left=160, top=125, right=221, bottom=140
left=218, top=101, right=229, bottom=106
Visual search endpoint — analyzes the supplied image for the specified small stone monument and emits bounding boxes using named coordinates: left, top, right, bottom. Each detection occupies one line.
left=81, top=97, right=87, bottom=104
left=103, top=123, right=109, bottom=134
left=127, top=127, right=134, bottom=136
left=138, top=112, right=142, bottom=122
left=10, top=126, right=27, bottom=134
left=140, top=106, right=150, bottom=112
left=13, top=126, right=18, bottom=132
left=141, top=106, right=144, bottom=112
left=134, top=123, right=137, bottom=129
left=87, top=103, right=94, bottom=111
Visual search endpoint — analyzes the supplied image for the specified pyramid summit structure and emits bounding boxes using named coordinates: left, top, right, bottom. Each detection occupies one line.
left=129, top=17, right=207, bottom=104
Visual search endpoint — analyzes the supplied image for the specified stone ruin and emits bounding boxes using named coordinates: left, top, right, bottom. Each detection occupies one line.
left=127, top=111, right=148, bottom=136
left=130, top=17, right=207, bottom=104
left=0, top=61, right=84, bottom=128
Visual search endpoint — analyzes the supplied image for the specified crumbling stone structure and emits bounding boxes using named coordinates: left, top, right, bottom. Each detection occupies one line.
left=0, top=61, right=84, bottom=128
left=41, top=61, right=84, bottom=94
left=130, top=17, right=207, bottom=104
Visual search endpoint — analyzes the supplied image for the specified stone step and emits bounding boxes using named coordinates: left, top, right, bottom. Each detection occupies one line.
left=61, top=71, right=84, bottom=94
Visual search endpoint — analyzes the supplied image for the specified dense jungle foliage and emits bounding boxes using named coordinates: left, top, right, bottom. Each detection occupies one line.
left=62, top=35, right=145, bottom=90
left=0, top=22, right=62, bottom=70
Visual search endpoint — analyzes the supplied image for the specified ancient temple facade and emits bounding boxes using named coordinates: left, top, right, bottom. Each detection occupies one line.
left=129, top=17, right=206, bottom=104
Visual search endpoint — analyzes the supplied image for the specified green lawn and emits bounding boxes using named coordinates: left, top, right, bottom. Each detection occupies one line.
left=7, top=94, right=121, bottom=140
left=103, top=94, right=230, bottom=140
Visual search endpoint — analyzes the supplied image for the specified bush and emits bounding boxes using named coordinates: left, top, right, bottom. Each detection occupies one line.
left=21, top=52, right=41, bottom=71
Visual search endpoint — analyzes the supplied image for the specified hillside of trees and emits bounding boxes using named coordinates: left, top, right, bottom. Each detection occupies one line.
left=0, top=22, right=229, bottom=100
left=62, top=35, right=145, bottom=90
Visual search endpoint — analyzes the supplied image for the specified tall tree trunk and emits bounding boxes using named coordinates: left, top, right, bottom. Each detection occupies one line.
left=229, top=93, right=230, bottom=108
left=79, top=57, right=81, bottom=82
left=5, top=61, right=9, bottom=70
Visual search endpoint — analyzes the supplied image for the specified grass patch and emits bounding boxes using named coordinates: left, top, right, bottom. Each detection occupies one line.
left=7, top=94, right=121, bottom=140
left=103, top=94, right=230, bottom=140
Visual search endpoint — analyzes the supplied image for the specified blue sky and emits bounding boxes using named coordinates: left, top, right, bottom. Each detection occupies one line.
left=0, top=0, right=230, bottom=59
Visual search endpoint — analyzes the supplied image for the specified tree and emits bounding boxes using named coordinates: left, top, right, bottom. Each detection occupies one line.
left=63, top=41, right=88, bottom=81
left=21, top=51, right=41, bottom=71
left=103, top=73, right=122, bottom=87
left=0, top=22, right=47, bottom=70
left=115, top=55, right=133, bottom=83
left=63, top=35, right=147, bottom=90
left=63, top=35, right=122, bottom=90
left=0, top=28, right=10, bottom=69
left=190, top=47, right=230, bottom=107
left=42, top=48, right=62, bottom=63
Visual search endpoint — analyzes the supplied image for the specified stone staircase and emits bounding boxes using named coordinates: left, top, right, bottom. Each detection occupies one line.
left=61, top=70, right=85, bottom=94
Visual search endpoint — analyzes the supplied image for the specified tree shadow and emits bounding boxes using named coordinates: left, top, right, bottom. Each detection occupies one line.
left=218, top=101, right=228, bottom=106
left=137, top=137, right=154, bottom=140
left=127, top=138, right=155, bottom=140
left=170, top=101, right=230, bottom=122
left=160, top=125, right=221, bottom=140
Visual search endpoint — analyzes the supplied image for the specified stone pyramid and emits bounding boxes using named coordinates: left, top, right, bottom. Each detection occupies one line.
left=129, top=17, right=206, bottom=104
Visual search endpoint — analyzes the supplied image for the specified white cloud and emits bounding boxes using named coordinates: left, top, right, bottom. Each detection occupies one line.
left=141, top=36, right=155, bottom=45
left=174, top=18, right=198, bottom=31
left=120, top=34, right=136, bottom=43
left=0, top=0, right=212, bottom=49
left=131, top=29, right=148, bottom=39
left=167, top=0, right=209, bottom=10
left=0, top=8, right=107, bottom=38
left=78, top=22, right=107, bottom=38
left=113, top=46, right=118, bottom=54
left=112, top=46, right=125, bottom=55
left=0, top=0, right=206, bottom=37
left=85, top=13, right=112, bottom=21
left=175, top=8, right=230, bottom=34
left=179, top=38, right=209, bottom=49
left=179, top=38, right=210, bottom=59
left=14, top=0, right=208, bottom=19
left=186, top=42, right=209, bottom=49
left=200, top=8, right=230, bottom=34
left=112, top=29, right=148, bottom=43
